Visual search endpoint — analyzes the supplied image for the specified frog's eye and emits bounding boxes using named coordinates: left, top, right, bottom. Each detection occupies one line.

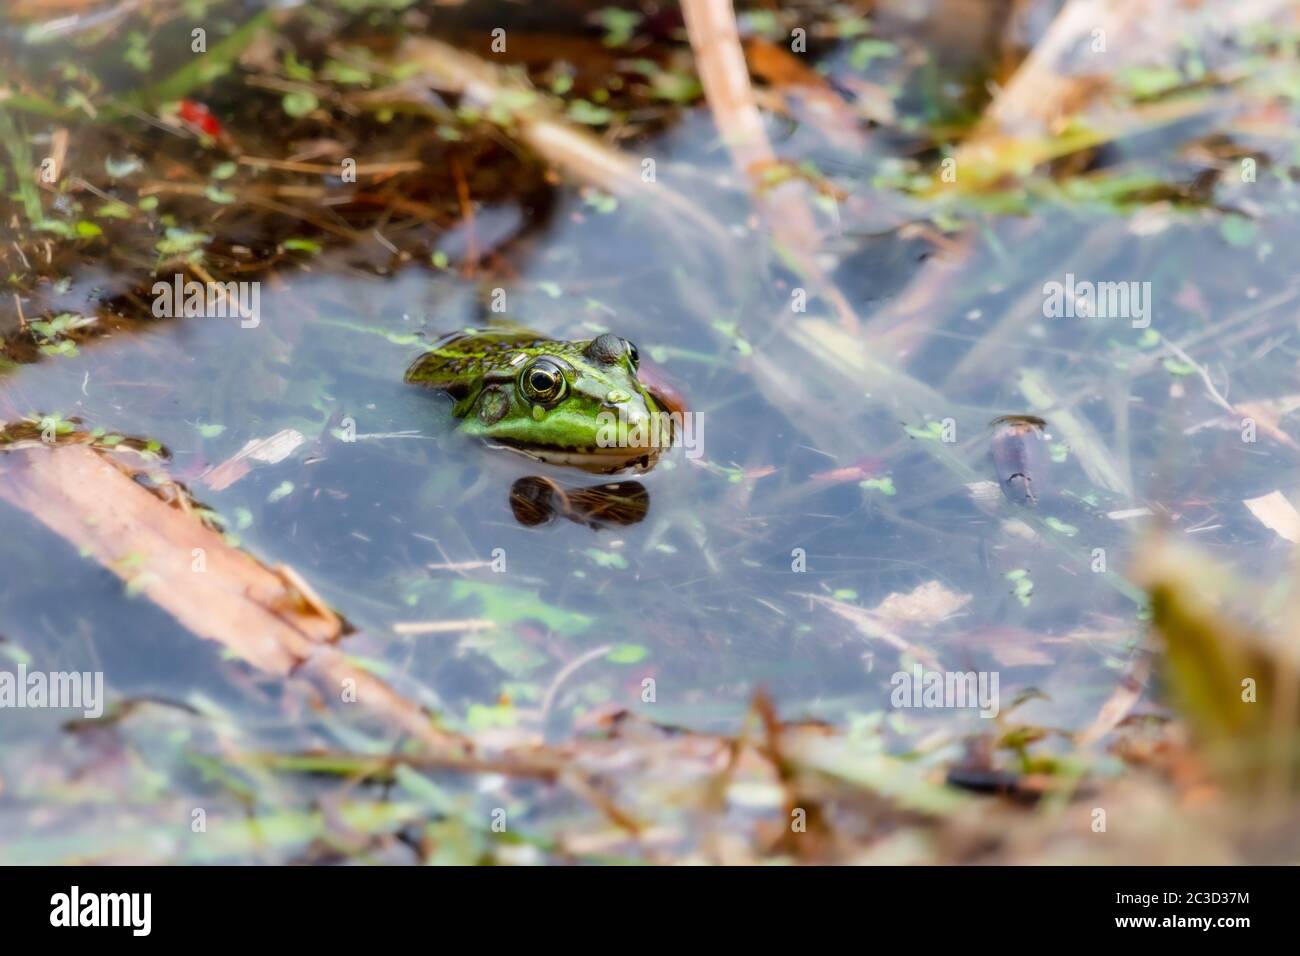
left=519, top=358, right=568, bottom=405
left=624, top=339, right=639, bottom=371
left=584, top=332, right=639, bottom=369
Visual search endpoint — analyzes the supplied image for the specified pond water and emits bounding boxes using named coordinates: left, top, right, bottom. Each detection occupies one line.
left=2, top=0, right=1297, bottom=861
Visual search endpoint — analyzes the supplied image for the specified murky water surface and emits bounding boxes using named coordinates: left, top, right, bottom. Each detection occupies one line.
left=1, top=0, right=1297, bottom=861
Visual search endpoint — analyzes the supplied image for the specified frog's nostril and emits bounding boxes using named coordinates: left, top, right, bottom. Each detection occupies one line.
left=605, top=388, right=631, bottom=404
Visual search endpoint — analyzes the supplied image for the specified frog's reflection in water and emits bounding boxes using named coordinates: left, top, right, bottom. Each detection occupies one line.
left=508, top=476, right=649, bottom=529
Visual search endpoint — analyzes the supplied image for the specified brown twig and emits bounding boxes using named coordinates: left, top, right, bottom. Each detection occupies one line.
left=679, top=0, right=859, bottom=331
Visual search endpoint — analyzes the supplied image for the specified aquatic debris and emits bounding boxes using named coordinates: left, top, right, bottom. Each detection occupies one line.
left=870, top=580, right=972, bottom=629
left=1076, top=656, right=1152, bottom=748
left=1134, top=535, right=1300, bottom=794
left=965, top=480, right=1002, bottom=503
left=1107, top=507, right=1154, bottom=521
left=0, top=443, right=341, bottom=674
left=201, top=428, right=305, bottom=491
left=1242, top=490, right=1300, bottom=544
left=951, top=0, right=1297, bottom=187
left=0, top=441, right=591, bottom=784
left=1230, top=396, right=1300, bottom=449
left=810, top=457, right=885, bottom=483
left=1015, top=370, right=1131, bottom=497
left=680, top=0, right=818, bottom=250
left=804, top=580, right=972, bottom=670
left=990, top=414, right=1051, bottom=505
left=392, top=619, right=496, bottom=637
left=944, top=766, right=1057, bottom=804
left=390, top=37, right=732, bottom=252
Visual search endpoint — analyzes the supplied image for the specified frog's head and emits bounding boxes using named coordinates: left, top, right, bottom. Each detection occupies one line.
left=410, top=331, right=668, bottom=473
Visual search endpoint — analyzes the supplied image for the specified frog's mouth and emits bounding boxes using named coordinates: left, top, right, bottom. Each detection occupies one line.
left=493, top=440, right=663, bottom=474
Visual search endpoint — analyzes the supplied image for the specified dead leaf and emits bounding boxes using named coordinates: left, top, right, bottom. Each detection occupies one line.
left=871, top=580, right=972, bottom=628
left=202, top=428, right=305, bottom=490
left=811, top=458, right=884, bottom=483
left=1077, top=656, right=1152, bottom=747
left=961, top=626, right=1056, bottom=668
left=805, top=581, right=971, bottom=669
left=1243, top=490, right=1300, bottom=544
left=1234, top=400, right=1300, bottom=449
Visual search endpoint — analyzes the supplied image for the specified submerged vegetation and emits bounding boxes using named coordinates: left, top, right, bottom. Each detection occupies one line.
left=2, top=0, right=1300, bottom=864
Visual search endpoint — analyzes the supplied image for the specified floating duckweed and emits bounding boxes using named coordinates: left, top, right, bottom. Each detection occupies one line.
left=607, top=644, right=648, bottom=664
left=585, top=548, right=628, bottom=570
left=905, top=420, right=946, bottom=441
left=1218, top=215, right=1256, bottom=247
left=267, top=480, right=294, bottom=503
left=1044, top=516, right=1079, bottom=536
left=584, top=191, right=618, bottom=214
left=1006, top=569, right=1034, bottom=607
left=860, top=476, right=897, bottom=496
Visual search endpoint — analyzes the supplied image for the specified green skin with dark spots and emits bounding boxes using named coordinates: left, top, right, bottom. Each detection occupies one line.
left=405, top=325, right=665, bottom=473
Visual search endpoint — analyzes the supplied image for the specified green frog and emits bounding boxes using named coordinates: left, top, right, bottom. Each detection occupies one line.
left=405, top=326, right=670, bottom=474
